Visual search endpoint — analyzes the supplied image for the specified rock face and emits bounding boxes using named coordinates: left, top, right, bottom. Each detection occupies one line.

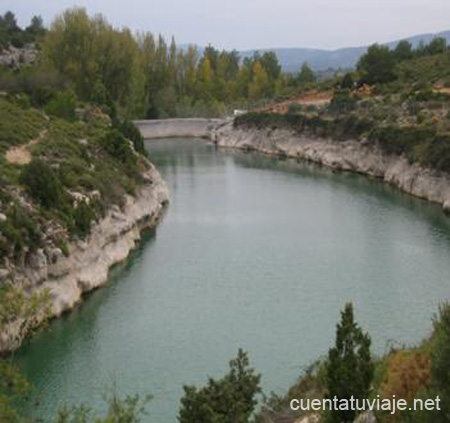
left=214, top=122, right=450, bottom=212
left=0, top=163, right=169, bottom=353
left=0, top=44, right=38, bottom=69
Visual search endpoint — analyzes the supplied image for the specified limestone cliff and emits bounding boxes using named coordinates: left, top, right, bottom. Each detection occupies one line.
left=0, top=163, right=169, bottom=353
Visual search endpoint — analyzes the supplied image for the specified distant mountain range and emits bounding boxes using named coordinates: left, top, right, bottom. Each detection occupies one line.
left=185, top=30, right=450, bottom=73
left=241, top=30, right=450, bottom=73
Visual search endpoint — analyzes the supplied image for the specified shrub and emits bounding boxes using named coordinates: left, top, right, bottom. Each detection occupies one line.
left=369, top=125, right=435, bottom=156
left=179, top=349, right=261, bottom=423
left=340, top=73, right=354, bottom=89
left=100, top=129, right=136, bottom=167
left=287, top=103, right=303, bottom=115
left=328, top=89, right=357, bottom=113
left=72, top=201, right=96, bottom=238
left=44, top=90, right=77, bottom=121
left=20, top=160, right=65, bottom=208
left=379, top=350, right=431, bottom=403
left=116, top=120, right=145, bottom=154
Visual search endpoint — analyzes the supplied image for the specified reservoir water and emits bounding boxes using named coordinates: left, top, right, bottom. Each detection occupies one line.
left=16, top=138, right=450, bottom=422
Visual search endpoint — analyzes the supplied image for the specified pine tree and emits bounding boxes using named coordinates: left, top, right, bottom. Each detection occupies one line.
left=326, top=303, right=373, bottom=423
left=298, top=62, right=316, bottom=84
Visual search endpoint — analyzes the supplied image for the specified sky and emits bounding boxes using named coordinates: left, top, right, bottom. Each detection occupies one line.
left=3, top=0, right=450, bottom=51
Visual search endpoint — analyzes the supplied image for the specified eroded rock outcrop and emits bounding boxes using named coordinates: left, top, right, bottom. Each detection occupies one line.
left=0, top=43, right=38, bottom=69
left=0, top=163, right=169, bottom=352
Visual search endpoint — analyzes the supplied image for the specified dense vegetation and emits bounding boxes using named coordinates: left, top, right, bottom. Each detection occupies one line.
left=235, top=37, right=450, bottom=175
left=0, top=9, right=317, bottom=121
left=0, top=11, right=45, bottom=50
left=0, top=97, right=148, bottom=262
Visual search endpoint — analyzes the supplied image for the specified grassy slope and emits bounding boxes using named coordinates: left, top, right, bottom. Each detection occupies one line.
left=0, top=97, right=149, bottom=264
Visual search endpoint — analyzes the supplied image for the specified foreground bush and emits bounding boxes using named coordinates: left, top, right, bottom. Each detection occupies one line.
left=20, top=160, right=65, bottom=208
left=179, top=349, right=261, bottom=423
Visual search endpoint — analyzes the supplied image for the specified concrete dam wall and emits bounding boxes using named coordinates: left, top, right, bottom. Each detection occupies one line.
left=135, top=118, right=228, bottom=139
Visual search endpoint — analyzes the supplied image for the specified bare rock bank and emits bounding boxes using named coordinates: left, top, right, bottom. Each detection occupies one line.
left=213, top=122, right=450, bottom=213
left=0, top=163, right=169, bottom=353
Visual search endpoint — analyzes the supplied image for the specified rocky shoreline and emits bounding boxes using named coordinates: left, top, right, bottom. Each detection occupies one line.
left=213, top=121, right=450, bottom=213
left=0, top=163, right=169, bottom=353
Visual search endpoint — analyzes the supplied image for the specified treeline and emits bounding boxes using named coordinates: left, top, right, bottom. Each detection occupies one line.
left=348, top=37, right=449, bottom=86
left=0, top=8, right=316, bottom=120
left=235, top=111, right=450, bottom=173
left=0, top=11, right=45, bottom=50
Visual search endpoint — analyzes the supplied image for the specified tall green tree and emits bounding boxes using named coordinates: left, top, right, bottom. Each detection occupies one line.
left=393, top=40, right=413, bottom=61
left=298, top=62, right=316, bottom=84
left=326, top=303, right=373, bottom=423
left=179, top=349, right=261, bottom=423
left=426, top=37, right=447, bottom=55
left=357, top=44, right=396, bottom=84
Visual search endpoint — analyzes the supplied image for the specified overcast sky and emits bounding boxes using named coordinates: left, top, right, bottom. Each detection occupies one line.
left=3, top=0, right=450, bottom=50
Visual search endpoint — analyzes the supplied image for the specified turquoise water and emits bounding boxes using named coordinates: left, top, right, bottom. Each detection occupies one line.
left=16, top=138, right=450, bottom=422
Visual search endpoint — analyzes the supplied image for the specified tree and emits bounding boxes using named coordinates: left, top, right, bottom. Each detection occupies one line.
left=248, top=61, right=270, bottom=100
left=298, top=62, right=316, bottom=84
left=2, top=11, right=18, bottom=32
left=431, top=304, right=450, bottom=422
left=427, top=37, right=447, bottom=55
left=179, top=349, right=261, bottom=423
left=394, top=40, right=413, bottom=61
left=42, top=8, right=146, bottom=116
left=260, top=51, right=282, bottom=82
left=26, top=15, right=45, bottom=37
left=326, top=303, right=373, bottom=423
left=357, top=44, right=396, bottom=85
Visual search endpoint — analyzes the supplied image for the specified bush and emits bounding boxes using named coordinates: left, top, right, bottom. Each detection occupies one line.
left=116, top=120, right=145, bottom=154
left=420, top=134, right=450, bottom=172
left=369, top=125, right=435, bottom=156
left=328, top=89, right=357, bottom=113
left=287, top=103, right=303, bottom=115
left=100, top=129, right=136, bottom=167
left=179, top=349, right=261, bottom=423
left=20, top=160, right=65, bottom=208
left=17, top=68, right=66, bottom=107
left=44, top=90, right=77, bottom=121
left=72, top=201, right=96, bottom=238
